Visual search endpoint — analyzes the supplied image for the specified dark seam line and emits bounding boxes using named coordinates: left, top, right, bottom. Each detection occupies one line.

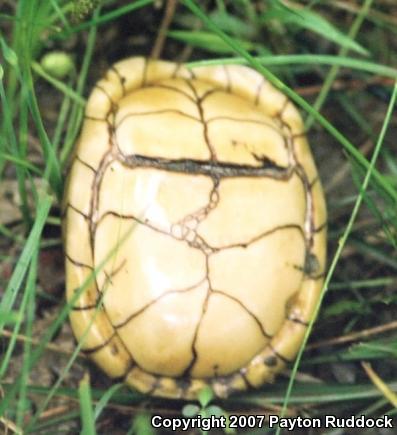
left=114, top=278, right=206, bottom=329
left=109, top=65, right=126, bottom=96
left=269, top=344, right=291, bottom=363
left=218, top=224, right=304, bottom=250
left=198, top=87, right=228, bottom=103
left=181, top=287, right=211, bottom=377
left=115, top=360, right=135, bottom=381
left=239, top=371, right=253, bottom=389
left=305, top=272, right=326, bottom=280
left=94, top=84, right=115, bottom=106
left=76, top=155, right=97, bottom=173
left=95, top=210, right=167, bottom=238
left=65, top=253, right=93, bottom=270
left=82, top=332, right=116, bottom=354
left=66, top=203, right=89, bottom=220
left=71, top=303, right=97, bottom=311
left=287, top=316, right=309, bottom=326
left=145, top=377, right=161, bottom=396
left=309, top=176, right=319, bottom=188
left=314, top=222, right=327, bottom=233
left=184, top=79, right=217, bottom=160
left=115, top=109, right=201, bottom=129
left=212, top=289, right=272, bottom=339
left=205, top=116, right=283, bottom=133
left=117, top=153, right=293, bottom=179
left=84, top=115, right=107, bottom=122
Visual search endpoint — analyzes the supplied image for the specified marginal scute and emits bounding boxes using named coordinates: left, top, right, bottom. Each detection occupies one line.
left=292, top=136, right=319, bottom=181
left=223, top=65, right=265, bottom=105
left=88, top=335, right=131, bottom=378
left=65, top=159, right=95, bottom=215
left=190, top=64, right=230, bottom=92
left=245, top=348, right=284, bottom=387
left=76, top=119, right=110, bottom=170
left=64, top=56, right=327, bottom=400
left=65, top=207, right=92, bottom=265
left=85, top=73, right=123, bottom=119
left=145, top=59, right=189, bottom=84
left=112, top=57, right=146, bottom=93
left=65, top=258, right=96, bottom=306
left=287, top=279, right=322, bottom=324
left=281, top=101, right=306, bottom=135
left=212, top=373, right=248, bottom=398
left=310, top=233, right=327, bottom=277
left=69, top=308, right=114, bottom=350
left=154, top=77, right=199, bottom=100
left=311, top=181, right=327, bottom=230
left=125, top=366, right=157, bottom=394
left=270, top=320, right=308, bottom=360
left=255, top=80, right=288, bottom=117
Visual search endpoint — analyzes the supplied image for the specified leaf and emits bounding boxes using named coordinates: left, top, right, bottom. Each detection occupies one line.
left=209, top=10, right=256, bottom=39
left=323, top=299, right=371, bottom=318
left=78, top=373, right=96, bottom=435
left=94, top=383, right=124, bottom=421
left=132, top=413, right=156, bottom=435
left=182, top=403, right=200, bottom=417
left=0, top=195, right=52, bottom=337
left=262, top=1, right=368, bottom=55
left=198, top=385, right=214, bottom=407
left=167, top=30, right=256, bottom=54
left=0, top=36, right=18, bottom=66
left=206, top=405, right=224, bottom=418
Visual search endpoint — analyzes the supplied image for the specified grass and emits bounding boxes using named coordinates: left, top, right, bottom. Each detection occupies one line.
left=0, top=0, right=397, bottom=434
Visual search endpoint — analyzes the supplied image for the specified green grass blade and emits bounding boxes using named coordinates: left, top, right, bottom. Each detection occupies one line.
left=94, top=383, right=124, bottom=421
left=187, top=54, right=397, bottom=81
left=305, top=0, right=374, bottom=130
left=25, top=68, right=63, bottom=200
left=0, top=194, right=52, bottom=339
left=262, top=1, right=369, bottom=55
left=0, top=254, right=36, bottom=379
left=79, top=373, right=96, bottom=435
left=32, top=61, right=85, bottom=106
left=60, top=5, right=100, bottom=167
left=168, top=30, right=257, bottom=54
left=16, top=250, right=37, bottom=427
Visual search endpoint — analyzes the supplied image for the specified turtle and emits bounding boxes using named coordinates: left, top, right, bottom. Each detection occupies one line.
left=62, top=57, right=327, bottom=400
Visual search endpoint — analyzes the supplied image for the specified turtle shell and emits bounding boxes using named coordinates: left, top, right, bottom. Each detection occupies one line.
left=63, top=57, right=327, bottom=399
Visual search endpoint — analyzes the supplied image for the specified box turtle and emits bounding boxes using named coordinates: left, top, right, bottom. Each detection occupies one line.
left=63, top=57, right=327, bottom=399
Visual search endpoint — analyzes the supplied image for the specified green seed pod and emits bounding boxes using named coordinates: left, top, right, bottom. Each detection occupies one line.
left=41, top=51, right=74, bottom=79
